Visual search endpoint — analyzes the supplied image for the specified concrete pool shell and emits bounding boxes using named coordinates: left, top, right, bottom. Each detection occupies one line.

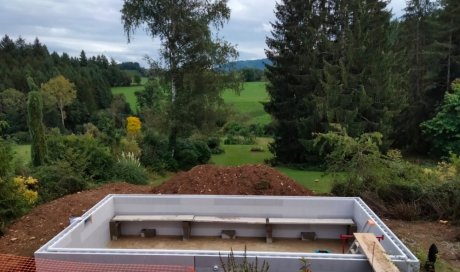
left=35, top=195, right=420, bottom=272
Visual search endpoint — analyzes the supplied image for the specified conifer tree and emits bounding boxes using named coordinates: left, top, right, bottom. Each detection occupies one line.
left=393, top=0, right=440, bottom=151
left=265, top=0, right=325, bottom=165
left=318, top=0, right=405, bottom=146
left=27, top=77, right=46, bottom=166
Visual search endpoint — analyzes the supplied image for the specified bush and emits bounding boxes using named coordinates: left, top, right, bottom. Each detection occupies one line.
left=207, top=137, right=224, bottom=154
left=46, top=131, right=114, bottom=182
left=175, top=139, right=211, bottom=170
left=421, top=79, right=460, bottom=157
left=140, top=130, right=175, bottom=172
left=224, top=135, right=256, bottom=145
left=317, top=127, right=460, bottom=222
left=0, top=139, right=36, bottom=230
left=33, top=161, right=87, bottom=202
left=250, top=146, right=264, bottom=152
left=113, top=152, right=149, bottom=185
left=8, top=131, right=30, bottom=144
left=141, top=130, right=211, bottom=171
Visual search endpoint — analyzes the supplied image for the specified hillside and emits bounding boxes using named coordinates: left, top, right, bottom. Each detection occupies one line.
left=227, top=58, right=271, bottom=70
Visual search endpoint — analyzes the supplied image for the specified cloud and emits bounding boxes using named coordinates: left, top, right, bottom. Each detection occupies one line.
left=0, top=0, right=407, bottom=66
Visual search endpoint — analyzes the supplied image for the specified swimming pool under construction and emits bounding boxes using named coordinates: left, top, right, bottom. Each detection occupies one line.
left=35, top=195, right=420, bottom=272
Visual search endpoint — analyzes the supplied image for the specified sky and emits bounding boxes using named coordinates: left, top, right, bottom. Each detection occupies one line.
left=0, top=0, right=406, bottom=67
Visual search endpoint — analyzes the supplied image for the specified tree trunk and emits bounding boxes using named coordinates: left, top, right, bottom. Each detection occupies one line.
left=59, top=105, right=65, bottom=129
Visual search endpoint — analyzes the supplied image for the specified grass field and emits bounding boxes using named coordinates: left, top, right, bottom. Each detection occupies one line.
left=222, top=82, right=271, bottom=124
left=12, top=144, right=31, bottom=165
left=112, top=85, right=143, bottom=112
left=111, top=77, right=148, bottom=112
left=211, top=138, right=333, bottom=194
left=112, top=81, right=271, bottom=124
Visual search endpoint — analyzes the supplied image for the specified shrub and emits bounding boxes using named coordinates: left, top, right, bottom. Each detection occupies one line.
left=8, top=131, right=30, bottom=144
left=119, top=137, right=141, bottom=157
left=421, top=79, right=460, bottom=157
left=175, top=139, right=211, bottom=170
left=46, top=132, right=114, bottom=182
left=0, top=138, right=14, bottom=178
left=0, top=139, right=36, bottom=230
left=140, top=130, right=175, bottom=171
left=0, top=177, right=33, bottom=231
left=33, top=161, right=87, bottom=202
left=250, top=146, right=264, bottom=152
left=317, top=127, right=460, bottom=222
left=113, top=152, right=149, bottom=185
left=141, top=130, right=211, bottom=171
left=207, top=137, right=224, bottom=154
left=224, top=135, right=256, bottom=145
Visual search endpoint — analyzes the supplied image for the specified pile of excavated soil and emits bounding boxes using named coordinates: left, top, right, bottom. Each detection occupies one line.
left=152, top=164, right=314, bottom=196
left=0, top=182, right=151, bottom=256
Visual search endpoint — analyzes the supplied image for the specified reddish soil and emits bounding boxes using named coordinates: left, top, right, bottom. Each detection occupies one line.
left=152, top=164, right=314, bottom=195
left=385, top=219, right=460, bottom=268
left=0, top=182, right=151, bottom=257
left=0, top=164, right=458, bottom=270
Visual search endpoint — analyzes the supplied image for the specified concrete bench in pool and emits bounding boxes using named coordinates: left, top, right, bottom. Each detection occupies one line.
left=110, top=215, right=195, bottom=240
left=110, top=215, right=355, bottom=243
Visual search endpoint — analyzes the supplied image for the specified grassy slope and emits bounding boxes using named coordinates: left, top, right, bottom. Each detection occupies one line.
left=221, top=82, right=271, bottom=124
left=111, top=77, right=148, bottom=112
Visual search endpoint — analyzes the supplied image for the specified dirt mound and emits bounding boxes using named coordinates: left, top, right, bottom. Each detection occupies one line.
left=0, top=182, right=150, bottom=257
left=152, top=164, right=314, bottom=196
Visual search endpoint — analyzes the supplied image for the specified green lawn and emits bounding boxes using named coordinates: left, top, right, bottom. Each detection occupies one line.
left=211, top=137, right=333, bottom=194
left=111, top=77, right=148, bottom=112
left=112, top=85, right=143, bottom=112
left=12, top=144, right=31, bottom=165
left=222, top=81, right=271, bottom=124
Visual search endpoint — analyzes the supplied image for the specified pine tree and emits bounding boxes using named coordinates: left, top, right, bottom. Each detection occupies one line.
left=265, top=0, right=326, bottom=165
left=393, top=0, right=440, bottom=152
left=27, top=78, right=46, bottom=166
left=318, top=0, right=405, bottom=147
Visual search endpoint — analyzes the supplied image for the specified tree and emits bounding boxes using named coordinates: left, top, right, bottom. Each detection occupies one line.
left=421, top=79, right=460, bottom=156
left=0, top=88, right=27, bottom=133
left=121, top=0, right=239, bottom=152
left=393, top=0, right=440, bottom=152
left=133, top=74, right=141, bottom=85
left=40, top=75, right=77, bottom=129
left=265, top=0, right=328, bottom=165
left=318, top=0, right=405, bottom=147
left=27, top=78, right=46, bottom=166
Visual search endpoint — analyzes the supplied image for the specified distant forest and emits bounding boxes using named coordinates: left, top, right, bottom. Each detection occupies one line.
left=0, top=36, right=133, bottom=134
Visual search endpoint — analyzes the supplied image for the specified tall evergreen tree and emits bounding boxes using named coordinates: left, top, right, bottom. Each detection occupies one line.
left=27, top=78, right=46, bottom=166
left=435, top=0, right=460, bottom=91
left=265, top=0, right=325, bottom=165
left=393, top=0, right=440, bottom=152
left=318, top=0, right=405, bottom=146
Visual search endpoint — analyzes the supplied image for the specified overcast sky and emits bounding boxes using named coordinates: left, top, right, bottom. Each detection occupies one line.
left=0, top=0, right=406, bottom=67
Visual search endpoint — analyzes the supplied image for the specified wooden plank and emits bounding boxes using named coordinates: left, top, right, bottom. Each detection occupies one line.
left=353, top=233, right=400, bottom=272
left=193, top=216, right=267, bottom=224
left=112, top=215, right=195, bottom=222
left=268, top=218, right=354, bottom=225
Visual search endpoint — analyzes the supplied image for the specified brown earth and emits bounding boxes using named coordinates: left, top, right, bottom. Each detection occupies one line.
left=152, top=164, right=314, bottom=195
left=0, top=164, right=458, bottom=270
left=0, top=182, right=151, bottom=256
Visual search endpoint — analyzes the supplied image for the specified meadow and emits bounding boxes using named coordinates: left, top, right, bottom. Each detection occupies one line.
left=111, top=77, right=148, bottom=112
left=221, top=81, right=271, bottom=124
